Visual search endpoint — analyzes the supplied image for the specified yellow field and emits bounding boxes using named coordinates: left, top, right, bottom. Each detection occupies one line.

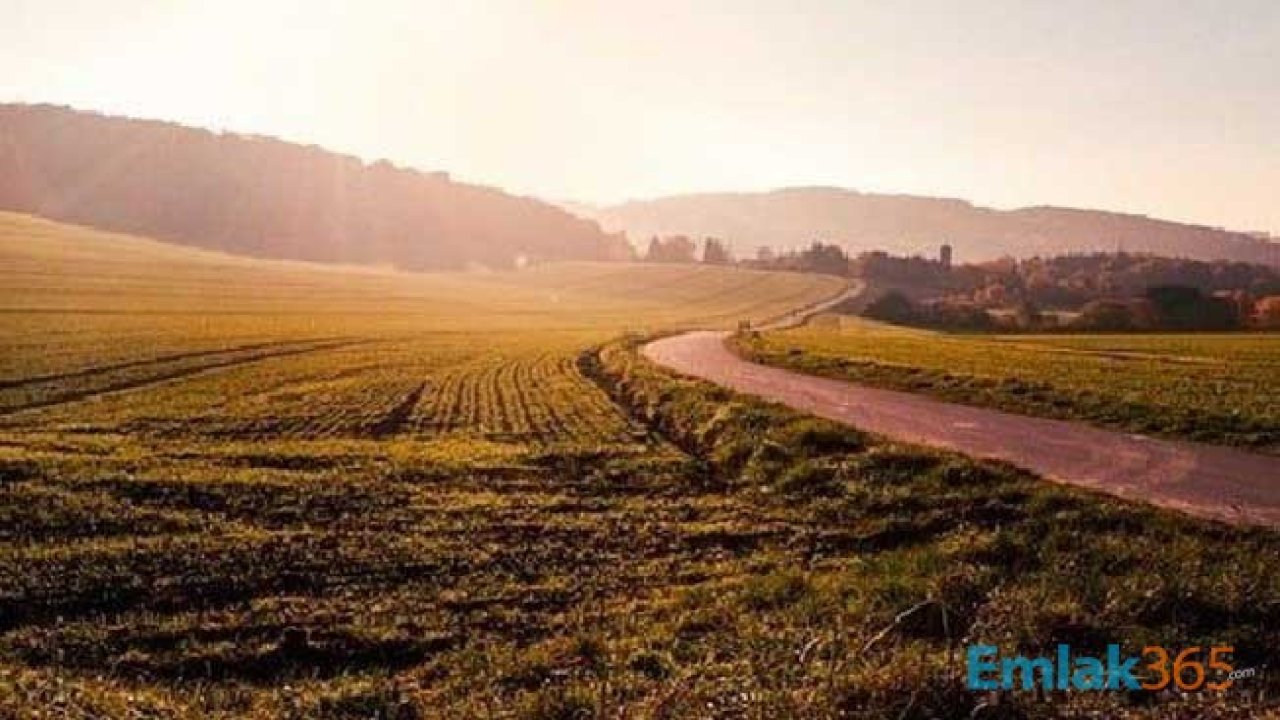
left=0, top=212, right=842, bottom=438
left=3, top=214, right=1279, bottom=717
left=0, top=213, right=868, bottom=718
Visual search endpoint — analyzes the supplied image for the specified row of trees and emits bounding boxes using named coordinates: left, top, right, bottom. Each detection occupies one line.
left=867, top=286, right=1280, bottom=331
left=741, top=242, right=850, bottom=275
left=644, top=237, right=852, bottom=274
left=925, top=252, right=1280, bottom=310
left=643, top=239, right=1280, bottom=332
left=1073, top=287, right=1280, bottom=331
left=863, top=292, right=995, bottom=330
left=643, top=236, right=732, bottom=264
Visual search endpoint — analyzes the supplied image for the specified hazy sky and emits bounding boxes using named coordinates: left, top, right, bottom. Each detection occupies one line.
left=4, top=1, right=1278, bottom=232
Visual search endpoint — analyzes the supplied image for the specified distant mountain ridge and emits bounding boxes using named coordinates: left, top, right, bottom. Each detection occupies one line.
left=0, top=104, right=631, bottom=270
left=581, top=187, right=1279, bottom=266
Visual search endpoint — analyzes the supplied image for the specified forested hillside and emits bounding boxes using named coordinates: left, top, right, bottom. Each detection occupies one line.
left=0, top=104, right=632, bottom=269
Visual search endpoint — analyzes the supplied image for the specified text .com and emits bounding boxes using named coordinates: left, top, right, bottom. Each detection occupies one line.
left=967, top=644, right=1257, bottom=692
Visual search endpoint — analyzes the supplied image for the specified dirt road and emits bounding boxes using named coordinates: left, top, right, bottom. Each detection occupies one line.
left=752, top=280, right=866, bottom=330
left=644, top=330, right=1280, bottom=527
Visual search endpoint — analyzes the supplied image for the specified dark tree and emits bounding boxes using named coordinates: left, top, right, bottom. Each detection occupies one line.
left=799, top=242, right=849, bottom=276
left=1144, top=285, right=1239, bottom=330
left=645, top=236, right=663, bottom=262
left=1074, top=300, right=1139, bottom=331
left=645, top=235, right=697, bottom=263
left=863, top=291, right=917, bottom=324
left=702, top=237, right=732, bottom=264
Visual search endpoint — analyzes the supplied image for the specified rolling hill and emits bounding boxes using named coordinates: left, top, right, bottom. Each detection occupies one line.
left=0, top=104, right=632, bottom=270
left=581, top=187, right=1280, bottom=266
left=0, top=211, right=842, bottom=346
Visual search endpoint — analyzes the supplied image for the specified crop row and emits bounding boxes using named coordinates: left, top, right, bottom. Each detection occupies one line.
left=407, top=353, right=635, bottom=444
left=1, top=336, right=639, bottom=446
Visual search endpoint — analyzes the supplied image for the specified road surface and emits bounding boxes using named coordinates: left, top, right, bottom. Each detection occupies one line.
left=751, top=280, right=866, bottom=331
left=644, top=330, right=1280, bottom=527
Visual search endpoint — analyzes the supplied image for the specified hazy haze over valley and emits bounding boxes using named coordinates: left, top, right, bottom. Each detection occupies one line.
left=578, top=188, right=1280, bottom=265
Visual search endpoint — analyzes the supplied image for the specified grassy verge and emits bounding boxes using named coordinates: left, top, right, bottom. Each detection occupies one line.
left=584, top=335, right=1280, bottom=717
left=730, top=321, right=1280, bottom=451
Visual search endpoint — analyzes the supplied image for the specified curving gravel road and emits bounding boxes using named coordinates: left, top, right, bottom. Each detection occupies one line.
left=644, top=330, right=1280, bottom=528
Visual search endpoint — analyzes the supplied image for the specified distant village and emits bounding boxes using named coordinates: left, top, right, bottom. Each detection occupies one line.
left=639, top=235, right=1280, bottom=331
